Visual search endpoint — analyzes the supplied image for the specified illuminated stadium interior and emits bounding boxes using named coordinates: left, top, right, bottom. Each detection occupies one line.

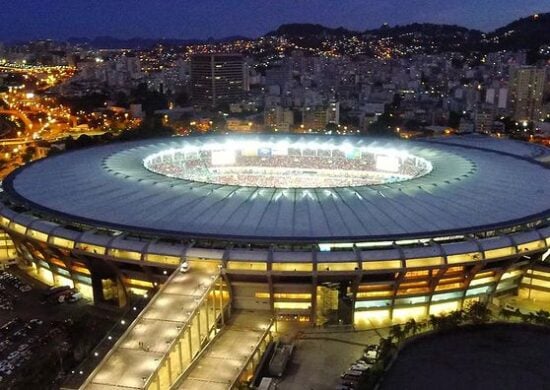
left=142, top=140, right=433, bottom=188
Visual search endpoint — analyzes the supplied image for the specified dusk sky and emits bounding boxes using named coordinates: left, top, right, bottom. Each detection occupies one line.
left=0, top=0, right=548, bottom=41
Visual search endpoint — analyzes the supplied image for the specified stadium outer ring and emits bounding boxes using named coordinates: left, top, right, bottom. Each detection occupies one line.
left=0, top=134, right=549, bottom=325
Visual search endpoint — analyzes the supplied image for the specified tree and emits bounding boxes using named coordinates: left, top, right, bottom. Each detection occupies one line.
left=448, top=111, right=462, bottom=128
left=404, top=118, right=423, bottom=131
left=368, top=111, right=399, bottom=137
left=521, top=312, right=536, bottom=324
left=448, top=309, right=465, bottom=327
left=114, top=91, right=129, bottom=108
left=499, top=308, right=513, bottom=320
left=451, top=56, right=465, bottom=69
left=119, top=115, right=174, bottom=141
left=22, top=146, right=36, bottom=163
left=391, top=93, right=403, bottom=109
left=464, top=301, right=491, bottom=324
left=377, top=337, right=396, bottom=365
left=534, top=310, right=550, bottom=326
left=389, top=323, right=405, bottom=343
left=65, top=134, right=97, bottom=150
left=429, top=314, right=442, bottom=330
left=174, top=90, right=190, bottom=107
left=324, top=122, right=338, bottom=132
left=59, top=93, right=109, bottom=113
left=130, top=83, right=169, bottom=116
left=404, top=318, right=420, bottom=337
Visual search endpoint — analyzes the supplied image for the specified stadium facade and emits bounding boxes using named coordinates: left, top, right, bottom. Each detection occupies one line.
left=1, top=134, right=549, bottom=326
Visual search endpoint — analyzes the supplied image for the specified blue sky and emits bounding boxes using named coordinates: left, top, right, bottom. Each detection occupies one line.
left=0, top=0, right=547, bottom=41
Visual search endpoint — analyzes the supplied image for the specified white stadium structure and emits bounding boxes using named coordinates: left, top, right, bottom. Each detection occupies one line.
left=0, top=134, right=549, bottom=326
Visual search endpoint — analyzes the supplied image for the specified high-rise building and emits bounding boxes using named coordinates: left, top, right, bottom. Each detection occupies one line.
left=302, top=106, right=328, bottom=130
left=264, top=106, right=294, bottom=131
left=474, top=105, right=495, bottom=133
left=327, top=100, right=340, bottom=124
left=485, top=87, right=508, bottom=110
left=301, top=102, right=340, bottom=131
left=509, top=66, right=546, bottom=121
left=190, top=54, right=244, bottom=107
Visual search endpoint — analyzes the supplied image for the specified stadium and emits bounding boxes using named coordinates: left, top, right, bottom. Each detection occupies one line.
left=1, top=134, right=550, bottom=326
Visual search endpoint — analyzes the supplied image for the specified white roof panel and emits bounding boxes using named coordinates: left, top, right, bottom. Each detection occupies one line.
left=3, top=134, right=549, bottom=243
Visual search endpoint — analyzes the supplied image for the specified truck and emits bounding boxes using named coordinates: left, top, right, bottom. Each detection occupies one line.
left=47, top=287, right=77, bottom=304
left=43, top=285, right=71, bottom=302
left=268, top=342, right=294, bottom=377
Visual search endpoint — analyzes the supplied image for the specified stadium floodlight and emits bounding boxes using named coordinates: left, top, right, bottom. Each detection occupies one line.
left=376, top=155, right=400, bottom=172
left=339, top=142, right=355, bottom=154
left=275, top=139, right=291, bottom=149
left=211, top=149, right=236, bottom=165
left=236, top=139, right=262, bottom=151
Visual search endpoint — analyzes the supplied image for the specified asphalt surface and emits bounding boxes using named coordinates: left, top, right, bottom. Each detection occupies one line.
left=380, top=324, right=550, bottom=390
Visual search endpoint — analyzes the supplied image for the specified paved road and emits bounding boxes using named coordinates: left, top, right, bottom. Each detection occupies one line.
left=278, top=327, right=388, bottom=390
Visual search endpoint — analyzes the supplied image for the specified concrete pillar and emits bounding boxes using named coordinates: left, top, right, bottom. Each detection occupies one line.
left=218, top=277, right=225, bottom=326
left=177, top=340, right=183, bottom=372
left=187, top=328, right=193, bottom=361
left=205, top=292, right=210, bottom=338
left=166, top=356, right=172, bottom=385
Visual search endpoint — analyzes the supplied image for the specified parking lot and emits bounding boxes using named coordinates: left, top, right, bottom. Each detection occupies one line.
left=0, top=269, right=86, bottom=322
left=0, top=271, right=32, bottom=311
left=0, top=267, right=115, bottom=389
left=277, top=326, right=388, bottom=390
left=0, top=317, right=45, bottom=380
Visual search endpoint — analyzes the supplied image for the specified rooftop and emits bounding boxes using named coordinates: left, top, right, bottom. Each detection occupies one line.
left=3, top=134, right=550, bottom=243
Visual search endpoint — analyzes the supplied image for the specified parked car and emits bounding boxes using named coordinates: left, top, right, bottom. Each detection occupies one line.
left=180, top=261, right=190, bottom=273
left=350, top=363, right=370, bottom=371
left=68, top=292, right=83, bottom=303
left=363, top=344, right=379, bottom=363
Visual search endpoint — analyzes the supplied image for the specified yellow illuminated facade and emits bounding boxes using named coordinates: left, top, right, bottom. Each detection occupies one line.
left=0, top=203, right=548, bottom=324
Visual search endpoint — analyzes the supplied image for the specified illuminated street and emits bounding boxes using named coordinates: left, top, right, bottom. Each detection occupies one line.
left=0, top=62, right=139, bottom=178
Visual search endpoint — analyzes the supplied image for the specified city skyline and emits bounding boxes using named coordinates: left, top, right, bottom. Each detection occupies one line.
left=0, top=0, right=548, bottom=41
left=0, top=2, right=550, bottom=388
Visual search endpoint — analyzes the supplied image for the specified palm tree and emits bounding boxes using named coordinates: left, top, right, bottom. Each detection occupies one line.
left=448, top=309, right=464, bottom=327
left=418, top=320, right=428, bottom=331
left=499, top=307, right=512, bottom=320
left=522, top=312, right=536, bottom=324
left=404, top=318, right=420, bottom=337
left=535, top=310, right=550, bottom=326
left=465, top=301, right=490, bottom=324
left=429, top=314, right=440, bottom=330
left=389, top=323, right=405, bottom=343
left=377, top=337, right=395, bottom=363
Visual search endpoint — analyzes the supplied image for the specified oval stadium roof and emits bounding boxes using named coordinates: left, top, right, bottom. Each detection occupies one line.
left=3, top=134, right=550, bottom=243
